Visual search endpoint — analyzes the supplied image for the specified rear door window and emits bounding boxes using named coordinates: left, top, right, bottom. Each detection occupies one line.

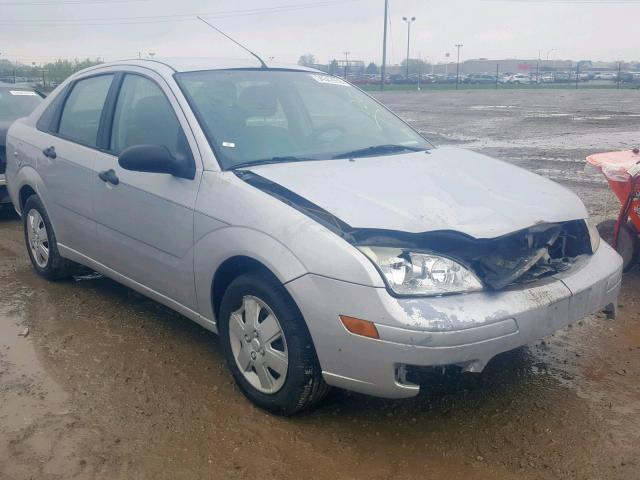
left=58, top=74, right=113, bottom=147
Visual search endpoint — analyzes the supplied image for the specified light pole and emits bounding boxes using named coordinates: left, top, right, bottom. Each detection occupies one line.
left=546, top=48, right=557, bottom=71
left=402, top=16, right=416, bottom=80
left=380, top=0, right=389, bottom=90
left=343, top=51, right=350, bottom=79
left=455, top=44, right=463, bottom=90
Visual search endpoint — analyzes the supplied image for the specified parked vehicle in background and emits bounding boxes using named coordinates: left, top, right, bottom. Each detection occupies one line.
left=464, top=74, right=496, bottom=85
left=594, top=72, right=616, bottom=81
left=0, top=84, right=43, bottom=207
left=389, top=74, right=405, bottom=84
left=5, top=59, right=622, bottom=415
left=437, top=73, right=460, bottom=84
left=505, top=73, right=531, bottom=84
left=553, top=72, right=572, bottom=83
left=619, top=72, right=640, bottom=84
left=418, top=74, right=435, bottom=84
left=540, top=73, right=555, bottom=83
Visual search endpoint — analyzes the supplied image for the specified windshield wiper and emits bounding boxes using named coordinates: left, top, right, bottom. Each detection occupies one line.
left=332, top=144, right=426, bottom=160
left=229, top=156, right=312, bottom=170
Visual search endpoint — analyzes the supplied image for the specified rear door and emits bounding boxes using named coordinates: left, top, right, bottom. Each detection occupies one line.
left=35, top=73, right=114, bottom=258
left=92, top=70, right=202, bottom=310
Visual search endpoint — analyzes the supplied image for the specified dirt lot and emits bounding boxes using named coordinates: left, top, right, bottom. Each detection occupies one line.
left=1, top=89, right=639, bottom=480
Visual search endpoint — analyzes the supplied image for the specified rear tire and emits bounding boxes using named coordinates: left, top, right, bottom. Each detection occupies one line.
left=22, top=195, right=78, bottom=280
left=597, top=219, right=638, bottom=272
left=218, top=271, right=329, bottom=415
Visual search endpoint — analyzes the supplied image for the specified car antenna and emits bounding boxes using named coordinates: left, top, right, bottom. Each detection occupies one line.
left=196, top=16, right=268, bottom=69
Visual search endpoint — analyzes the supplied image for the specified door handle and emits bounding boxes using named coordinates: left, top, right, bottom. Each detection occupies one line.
left=98, top=169, right=120, bottom=186
left=42, top=146, right=57, bottom=159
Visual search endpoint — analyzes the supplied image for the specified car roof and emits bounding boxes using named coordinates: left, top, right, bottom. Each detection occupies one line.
left=82, top=57, right=322, bottom=75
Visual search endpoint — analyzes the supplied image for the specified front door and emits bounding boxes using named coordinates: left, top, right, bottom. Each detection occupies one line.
left=92, top=72, right=201, bottom=310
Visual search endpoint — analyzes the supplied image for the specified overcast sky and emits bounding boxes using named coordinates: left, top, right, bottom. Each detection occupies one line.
left=1, top=0, right=639, bottom=66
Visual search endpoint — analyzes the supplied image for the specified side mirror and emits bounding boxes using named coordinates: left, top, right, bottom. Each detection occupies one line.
left=118, top=144, right=195, bottom=179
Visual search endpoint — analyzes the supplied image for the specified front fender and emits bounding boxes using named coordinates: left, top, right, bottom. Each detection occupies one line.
left=193, top=222, right=307, bottom=322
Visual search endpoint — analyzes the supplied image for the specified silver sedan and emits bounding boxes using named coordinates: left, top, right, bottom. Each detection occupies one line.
left=5, top=58, right=622, bottom=415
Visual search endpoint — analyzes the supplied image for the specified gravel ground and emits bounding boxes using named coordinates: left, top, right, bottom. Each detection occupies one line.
left=1, top=89, right=639, bottom=480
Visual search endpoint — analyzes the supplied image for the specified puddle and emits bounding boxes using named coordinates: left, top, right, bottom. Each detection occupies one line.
left=0, top=286, right=68, bottom=432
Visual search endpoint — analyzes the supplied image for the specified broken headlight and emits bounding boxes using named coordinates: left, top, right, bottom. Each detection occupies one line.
left=587, top=219, right=601, bottom=253
left=357, top=246, right=483, bottom=296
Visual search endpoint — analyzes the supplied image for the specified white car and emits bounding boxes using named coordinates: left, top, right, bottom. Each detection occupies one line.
left=506, top=74, right=531, bottom=85
left=595, top=72, right=616, bottom=81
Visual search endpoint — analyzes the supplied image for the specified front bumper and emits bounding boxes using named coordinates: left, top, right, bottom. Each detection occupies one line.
left=286, top=242, right=622, bottom=399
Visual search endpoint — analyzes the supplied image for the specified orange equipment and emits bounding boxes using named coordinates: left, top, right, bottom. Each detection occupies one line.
left=587, top=148, right=640, bottom=270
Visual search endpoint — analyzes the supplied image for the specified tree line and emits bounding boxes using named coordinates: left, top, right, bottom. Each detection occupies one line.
left=0, top=58, right=103, bottom=90
left=298, top=53, right=431, bottom=76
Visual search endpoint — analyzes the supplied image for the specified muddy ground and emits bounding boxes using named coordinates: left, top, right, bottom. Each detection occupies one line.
left=1, top=89, right=639, bottom=480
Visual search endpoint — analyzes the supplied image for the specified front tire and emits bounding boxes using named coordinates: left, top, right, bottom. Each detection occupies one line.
left=23, top=195, right=77, bottom=280
left=218, top=271, right=329, bottom=415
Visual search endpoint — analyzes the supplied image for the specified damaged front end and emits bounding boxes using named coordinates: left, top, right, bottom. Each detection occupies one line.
left=350, top=221, right=592, bottom=293
left=457, top=222, right=592, bottom=290
left=237, top=170, right=594, bottom=293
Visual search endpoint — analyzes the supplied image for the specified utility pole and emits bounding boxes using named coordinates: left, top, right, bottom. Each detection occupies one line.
left=617, top=62, right=622, bottom=89
left=402, top=16, right=415, bottom=80
left=343, top=51, right=350, bottom=79
left=380, top=0, right=388, bottom=90
left=455, top=44, right=463, bottom=90
left=496, top=63, right=499, bottom=89
left=546, top=49, right=557, bottom=72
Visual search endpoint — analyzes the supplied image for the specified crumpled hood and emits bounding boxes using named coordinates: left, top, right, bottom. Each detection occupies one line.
left=248, top=146, right=588, bottom=239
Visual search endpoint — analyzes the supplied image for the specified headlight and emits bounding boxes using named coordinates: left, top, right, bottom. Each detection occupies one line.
left=586, top=219, right=600, bottom=253
left=357, top=246, right=483, bottom=296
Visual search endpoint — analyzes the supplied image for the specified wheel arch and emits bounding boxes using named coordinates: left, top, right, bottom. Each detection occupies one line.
left=10, top=165, right=50, bottom=217
left=211, top=255, right=277, bottom=320
left=193, top=226, right=308, bottom=323
left=19, top=184, right=38, bottom=213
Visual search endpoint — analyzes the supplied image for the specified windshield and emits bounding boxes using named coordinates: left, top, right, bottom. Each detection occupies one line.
left=0, top=89, right=42, bottom=123
left=175, top=70, right=431, bottom=169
